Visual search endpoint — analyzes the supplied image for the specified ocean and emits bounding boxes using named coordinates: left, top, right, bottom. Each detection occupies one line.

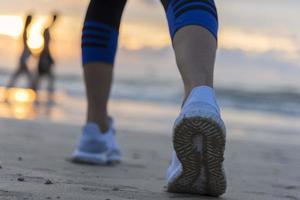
left=0, top=0, right=300, bottom=127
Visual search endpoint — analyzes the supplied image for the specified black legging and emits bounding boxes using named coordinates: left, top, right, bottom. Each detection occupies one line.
left=82, top=0, right=218, bottom=65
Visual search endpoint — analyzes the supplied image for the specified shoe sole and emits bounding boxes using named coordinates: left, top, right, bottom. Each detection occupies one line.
left=107, top=155, right=122, bottom=164
left=168, top=116, right=226, bottom=197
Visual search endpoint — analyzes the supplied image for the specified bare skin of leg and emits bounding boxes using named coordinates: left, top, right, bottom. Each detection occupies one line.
left=84, top=26, right=216, bottom=132
left=173, top=25, right=217, bottom=98
left=84, top=62, right=113, bottom=132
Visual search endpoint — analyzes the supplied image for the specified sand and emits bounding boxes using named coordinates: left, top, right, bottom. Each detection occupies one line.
left=0, top=117, right=300, bottom=200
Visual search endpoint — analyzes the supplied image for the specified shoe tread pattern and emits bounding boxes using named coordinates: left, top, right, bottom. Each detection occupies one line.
left=168, top=116, right=226, bottom=197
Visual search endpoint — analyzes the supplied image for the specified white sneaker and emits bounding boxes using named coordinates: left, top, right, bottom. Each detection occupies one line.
left=71, top=118, right=121, bottom=165
left=166, top=86, right=226, bottom=196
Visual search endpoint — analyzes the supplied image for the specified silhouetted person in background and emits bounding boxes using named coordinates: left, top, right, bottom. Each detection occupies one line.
left=32, top=14, right=58, bottom=104
left=7, top=14, right=34, bottom=88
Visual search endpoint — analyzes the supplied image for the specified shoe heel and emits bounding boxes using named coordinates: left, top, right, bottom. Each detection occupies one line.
left=168, top=116, right=226, bottom=196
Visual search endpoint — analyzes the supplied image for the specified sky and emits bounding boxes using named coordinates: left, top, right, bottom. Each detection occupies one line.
left=0, top=0, right=300, bottom=90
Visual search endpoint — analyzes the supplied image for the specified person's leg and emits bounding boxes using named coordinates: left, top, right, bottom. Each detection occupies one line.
left=72, top=0, right=126, bottom=165
left=47, top=72, right=55, bottom=104
left=173, top=26, right=216, bottom=97
left=7, top=63, right=25, bottom=88
left=82, top=0, right=127, bottom=132
left=30, top=69, right=41, bottom=104
left=84, top=64, right=112, bottom=132
left=31, top=72, right=40, bottom=92
left=161, top=0, right=218, bottom=97
left=6, top=70, right=20, bottom=88
left=161, top=0, right=226, bottom=196
left=23, top=67, right=34, bottom=89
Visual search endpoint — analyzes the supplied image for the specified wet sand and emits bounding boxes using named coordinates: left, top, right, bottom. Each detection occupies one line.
left=0, top=117, right=299, bottom=200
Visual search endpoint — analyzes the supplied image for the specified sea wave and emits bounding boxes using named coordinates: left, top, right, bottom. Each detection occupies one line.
left=1, top=70, right=300, bottom=117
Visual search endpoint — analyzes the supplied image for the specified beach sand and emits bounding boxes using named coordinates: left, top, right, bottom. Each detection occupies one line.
left=0, top=117, right=300, bottom=200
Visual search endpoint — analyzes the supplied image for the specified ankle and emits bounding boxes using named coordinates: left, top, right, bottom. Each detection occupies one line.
left=184, top=83, right=213, bottom=98
left=87, top=115, right=110, bottom=133
left=183, top=85, right=220, bottom=112
left=97, top=120, right=110, bottom=133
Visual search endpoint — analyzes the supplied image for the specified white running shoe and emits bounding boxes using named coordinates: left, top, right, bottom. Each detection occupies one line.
left=71, top=118, right=121, bottom=165
left=166, top=86, right=227, bottom=196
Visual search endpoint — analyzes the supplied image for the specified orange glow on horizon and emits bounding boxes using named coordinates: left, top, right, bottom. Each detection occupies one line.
left=120, top=23, right=170, bottom=50
left=1, top=15, right=299, bottom=60
left=0, top=15, right=46, bottom=54
left=0, top=15, right=23, bottom=38
left=219, top=28, right=299, bottom=55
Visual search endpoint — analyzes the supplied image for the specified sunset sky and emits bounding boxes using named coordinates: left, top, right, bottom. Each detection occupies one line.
left=1, top=0, right=299, bottom=52
left=0, top=0, right=300, bottom=89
